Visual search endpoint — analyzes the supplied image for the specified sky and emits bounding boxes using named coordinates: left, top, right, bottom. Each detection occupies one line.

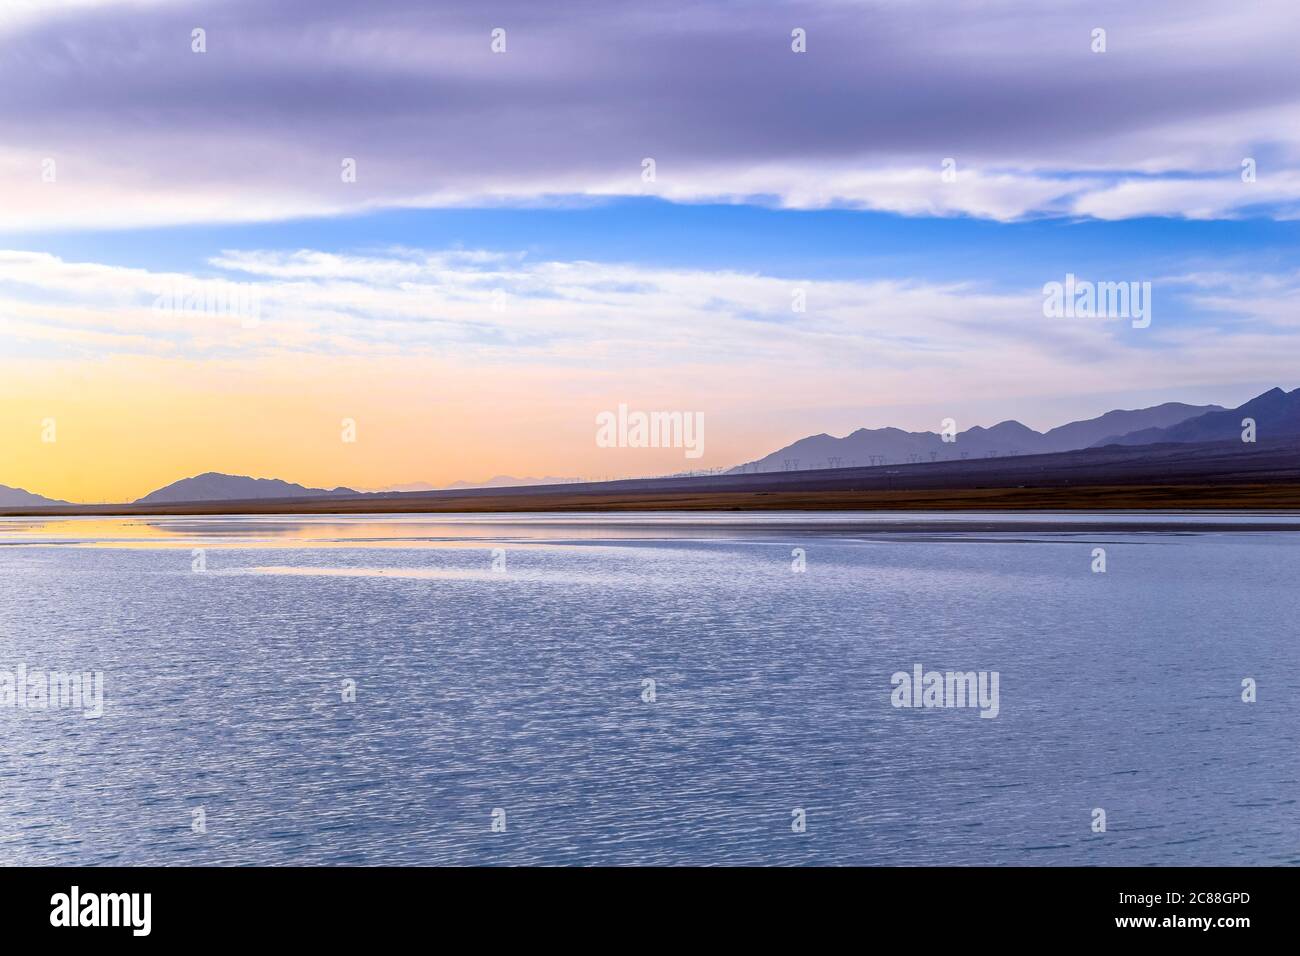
left=2, top=0, right=1300, bottom=502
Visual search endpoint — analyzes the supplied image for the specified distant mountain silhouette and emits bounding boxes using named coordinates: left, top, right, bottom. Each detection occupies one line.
left=0, top=484, right=67, bottom=506
left=1097, top=388, right=1300, bottom=446
left=371, top=475, right=582, bottom=493
left=731, top=400, right=1222, bottom=472
left=444, top=474, right=582, bottom=490
left=367, top=481, right=441, bottom=493
left=134, top=472, right=358, bottom=504
left=1038, top=402, right=1226, bottom=451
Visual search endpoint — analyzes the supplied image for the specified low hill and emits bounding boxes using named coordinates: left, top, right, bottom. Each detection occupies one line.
left=0, top=484, right=67, bottom=507
left=134, top=472, right=359, bottom=504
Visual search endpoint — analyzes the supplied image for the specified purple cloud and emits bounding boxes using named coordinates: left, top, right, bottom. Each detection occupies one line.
left=1, top=0, right=1297, bottom=228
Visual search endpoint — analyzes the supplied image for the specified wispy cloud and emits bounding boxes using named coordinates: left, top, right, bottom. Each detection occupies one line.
left=4, top=245, right=1299, bottom=393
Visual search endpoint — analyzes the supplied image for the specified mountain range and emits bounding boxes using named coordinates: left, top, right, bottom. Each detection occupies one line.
left=1100, top=387, right=1300, bottom=446
left=4, top=388, right=1298, bottom=506
left=728, top=400, right=1228, bottom=473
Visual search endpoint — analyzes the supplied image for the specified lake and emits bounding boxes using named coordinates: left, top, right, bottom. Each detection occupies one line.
left=1, top=512, right=1296, bottom=865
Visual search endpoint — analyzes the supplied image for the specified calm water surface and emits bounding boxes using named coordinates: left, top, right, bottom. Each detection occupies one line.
left=1, top=512, right=1297, bottom=865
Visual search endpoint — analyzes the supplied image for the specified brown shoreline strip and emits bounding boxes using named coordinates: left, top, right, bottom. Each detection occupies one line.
left=7, top=482, right=1300, bottom=521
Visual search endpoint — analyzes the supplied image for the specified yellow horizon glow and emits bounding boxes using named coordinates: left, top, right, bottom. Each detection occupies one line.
left=0, top=354, right=766, bottom=503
